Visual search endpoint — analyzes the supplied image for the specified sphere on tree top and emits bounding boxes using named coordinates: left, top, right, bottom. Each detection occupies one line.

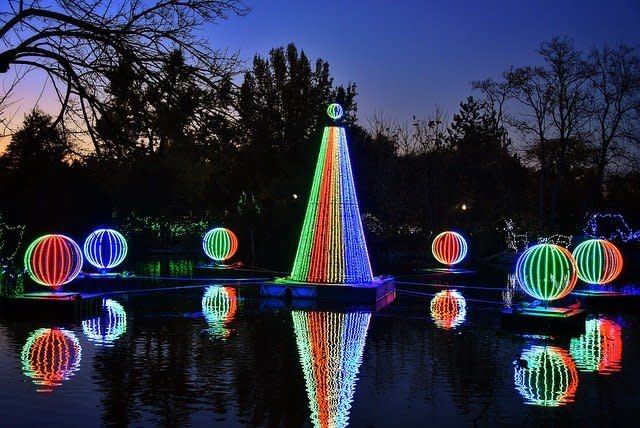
left=327, top=103, right=343, bottom=121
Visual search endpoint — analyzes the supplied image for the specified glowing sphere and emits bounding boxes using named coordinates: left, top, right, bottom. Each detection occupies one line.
left=570, top=318, right=622, bottom=375
left=24, top=234, right=83, bottom=288
left=82, top=299, right=127, bottom=346
left=431, top=231, right=468, bottom=266
left=430, top=289, right=467, bottom=330
left=326, top=103, right=344, bottom=120
left=202, top=286, right=237, bottom=340
left=202, top=227, right=238, bottom=262
left=515, top=244, right=577, bottom=301
left=514, top=345, right=578, bottom=407
left=572, top=239, right=623, bottom=285
left=83, top=228, right=128, bottom=271
left=21, top=328, right=82, bottom=392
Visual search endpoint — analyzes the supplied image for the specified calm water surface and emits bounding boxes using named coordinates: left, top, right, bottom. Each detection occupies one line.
left=1, top=273, right=638, bottom=427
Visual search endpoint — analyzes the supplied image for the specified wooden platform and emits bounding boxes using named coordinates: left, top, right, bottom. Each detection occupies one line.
left=2, top=292, right=102, bottom=322
left=501, top=305, right=586, bottom=335
left=260, top=276, right=396, bottom=307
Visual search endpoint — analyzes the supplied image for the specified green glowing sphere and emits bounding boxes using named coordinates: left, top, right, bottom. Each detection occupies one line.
left=202, top=227, right=238, bottom=262
left=326, top=103, right=343, bottom=120
left=572, top=239, right=623, bottom=285
left=515, top=244, right=578, bottom=301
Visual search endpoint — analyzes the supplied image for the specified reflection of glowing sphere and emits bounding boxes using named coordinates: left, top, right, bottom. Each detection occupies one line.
left=21, top=328, right=82, bottom=392
left=430, top=290, right=467, bottom=330
left=515, top=244, right=577, bottom=301
left=202, top=286, right=237, bottom=340
left=83, top=229, right=128, bottom=270
left=24, top=234, right=83, bottom=288
left=514, top=345, right=579, bottom=407
left=82, top=299, right=127, bottom=346
left=572, top=239, right=623, bottom=285
left=326, top=103, right=344, bottom=120
left=431, top=231, right=468, bottom=266
left=202, top=227, right=238, bottom=262
left=570, top=318, right=622, bottom=374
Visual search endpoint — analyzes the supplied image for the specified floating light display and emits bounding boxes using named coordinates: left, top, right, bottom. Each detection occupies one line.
left=572, top=239, right=623, bottom=285
left=514, top=345, right=579, bottom=407
left=290, top=105, right=373, bottom=284
left=292, top=310, right=371, bottom=428
left=431, top=231, right=468, bottom=266
left=24, top=234, right=83, bottom=288
left=82, top=299, right=127, bottom=346
left=201, top=286, right=237, bottom=340
left=21, top=328, right=82, bottom=392
left=202, top=227, right=238, bottom=263
left=83, top=228, right=128, bottom=271
left=570, top=318, right=622, bottom=375
left=326, top=103, right=344, bottom=120
left=430, top=289, right=467, bottom=330
left=515, top=243, right=578, bottom=301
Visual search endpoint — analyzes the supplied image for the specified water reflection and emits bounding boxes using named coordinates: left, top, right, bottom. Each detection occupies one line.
left=21, top=328, right=82, bottom=392
left=202, top=286, right=237, bottom=340
left=83, top=299, right=128, bottom=347
left=292, top=310, right=371, bottom=428
left=430, top=289, right=466, bottom=330
left=139, top=258, right=195, bottom=277
left=514, top=345, right=578, bottom=407
left=570, top=317, right=622, bottom=375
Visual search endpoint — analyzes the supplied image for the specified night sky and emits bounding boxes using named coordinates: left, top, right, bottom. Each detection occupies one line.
left=3, top=0, right=640, bottom=140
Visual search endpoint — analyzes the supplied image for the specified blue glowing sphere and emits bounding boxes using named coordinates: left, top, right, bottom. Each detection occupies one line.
left=83, top=229, right=128, bottom=270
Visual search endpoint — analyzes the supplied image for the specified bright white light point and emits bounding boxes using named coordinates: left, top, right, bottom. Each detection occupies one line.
left=461, top=204, right=467, bottom=210
left=293, top=194, right=298, bottom=199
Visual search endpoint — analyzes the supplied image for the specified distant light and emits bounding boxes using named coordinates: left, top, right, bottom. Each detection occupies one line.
left=293, top=194, right=298, bottom=199
left=461, top=204, right=467, bottom=211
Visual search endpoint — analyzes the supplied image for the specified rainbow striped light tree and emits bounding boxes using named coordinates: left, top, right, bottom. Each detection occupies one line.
left=290, top=104, right=373, bottom=284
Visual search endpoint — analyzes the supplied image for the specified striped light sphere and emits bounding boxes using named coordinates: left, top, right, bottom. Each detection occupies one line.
left=430, top=289, right=467, bottom=330
left=24, top=234, right=83, bottom=288
left=202, top=286, right=238, bottom=340
left=515, top=244, right=578, bottom=301
left=202, top=227, right=238, bottom=262
left=83, top=228, right=128, bottom=270
left=82, top=299, right=128, bottom=346
left=21, top=328, right=82, bottom=392
left=290, top=120, right=373, bottom=284
left=431, top=231, right=468, bottom=266
left=572, top=239, right=623, bottom=285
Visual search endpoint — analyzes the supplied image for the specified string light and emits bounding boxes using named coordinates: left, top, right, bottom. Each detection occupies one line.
left=24, top=234, right=83, bottom=289
left=430, top=290, right=467, bottom=329
left=292, top=310, right=371, bottom=428
left=514, top=345, right=579, bottom=407
left=584, top=212, right=640, bottom=243
left=570, top=318, right=622, bottom=375
left=202, top=227, right=238, bottom=263
left=431, top=231, right=468, bottom=266
left=502, top=219, right=529, bottom=252
left=21, top=328, right=82, bottom=392
left=572, top=239, right=623, bottom=285
left=201, top=286, right=237, bottom=340
left=82, top=299, right=127, bottom=346
left=537, top=234, right=573, bottom=248
left=83, top=229, right=128, bottom=272
left=290, top=106, right=373, bottom=284
left=515, top=243, right=577, bottom=301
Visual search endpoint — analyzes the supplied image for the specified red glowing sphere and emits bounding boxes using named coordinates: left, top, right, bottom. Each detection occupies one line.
left=24, top=234, right=83, bottom=288
left=431, top=231, right=468, bottom=266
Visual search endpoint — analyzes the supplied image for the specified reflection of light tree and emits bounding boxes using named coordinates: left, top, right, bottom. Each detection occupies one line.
left=514, top=345, right=578, bottom=407
left=202, top=286, right=237, bottom=340
left=570, top=318, right=622, bottom=374
left=292, top=311, right=371, bottom=428
left=430, top=290, right=466, bottom=330
left=21, top=328, right=82, bottom=392
left=82, top=299, right=127, bottom=346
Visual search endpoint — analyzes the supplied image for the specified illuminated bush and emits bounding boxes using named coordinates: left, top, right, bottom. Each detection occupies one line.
left=572, top=239, right=623, bottom=285
left=514, top=345, right=579, bottom=407
left=202, top=286, right=237, bottom=340
left=24, top=234, right=83, bottom=289
left=82, top=299, right=127, bottom=346
left=430, top=289, right=467, bottom=330
left=570, top=318, right=622, bottom=374
left=515, top=244, right=577, bottom=301
left=21, top=328, right=82, bottom=392
left=83, top=229, right=128, bottom=271
left=431, top=231, right=468, bottom=266
left=202, top=227, right=238, bottom=262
